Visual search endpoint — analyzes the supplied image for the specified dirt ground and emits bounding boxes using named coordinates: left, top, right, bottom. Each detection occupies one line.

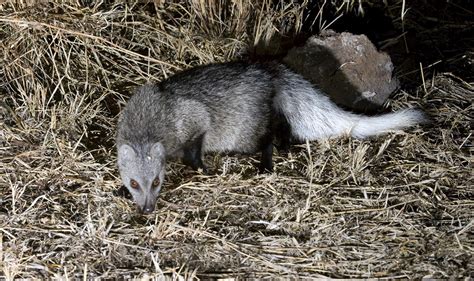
left=1, top=1, right=472, bottom=279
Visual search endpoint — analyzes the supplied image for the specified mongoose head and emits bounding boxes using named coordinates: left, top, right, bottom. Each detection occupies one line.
left=117, top=142, right=165, bottom=214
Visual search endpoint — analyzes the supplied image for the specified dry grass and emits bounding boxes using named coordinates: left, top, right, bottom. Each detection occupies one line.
left=1, top=1, right=472, bottom=279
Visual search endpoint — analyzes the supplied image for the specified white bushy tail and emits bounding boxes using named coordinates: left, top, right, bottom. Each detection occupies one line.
left=273, top=70, right=425, bottom=141
left=350, top=108, right=425, bottom=138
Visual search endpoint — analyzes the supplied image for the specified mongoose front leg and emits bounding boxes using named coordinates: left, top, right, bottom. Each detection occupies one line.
left=183, top=134, right=207, bottom=173
left=259, top=139, right=273, bottom=173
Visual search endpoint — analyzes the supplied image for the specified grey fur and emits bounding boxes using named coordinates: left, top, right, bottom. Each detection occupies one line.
left=116, top=62, right=424, bottom=213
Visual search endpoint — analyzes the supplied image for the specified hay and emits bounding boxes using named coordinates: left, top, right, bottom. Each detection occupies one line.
left=1, top=1, right=472, bottom=279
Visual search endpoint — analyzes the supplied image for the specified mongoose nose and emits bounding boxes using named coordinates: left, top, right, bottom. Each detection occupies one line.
left=142, top=206, right=154, bottom=214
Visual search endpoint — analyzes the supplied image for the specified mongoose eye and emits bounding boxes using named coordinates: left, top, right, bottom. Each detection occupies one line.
left=152, top=177, right=160, bottom=188
left=130, top=179, right=140, bottom=189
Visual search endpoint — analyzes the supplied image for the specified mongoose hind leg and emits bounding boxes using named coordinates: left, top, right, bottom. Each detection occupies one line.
left=183, top=134, right=208, bottom=174
left=258, top=138, right=273, bottom=174
left=275, top=114, right=292, bottom=154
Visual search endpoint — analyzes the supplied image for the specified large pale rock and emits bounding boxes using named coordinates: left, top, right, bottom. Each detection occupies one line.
left=283, top=30, right=399, bottom=112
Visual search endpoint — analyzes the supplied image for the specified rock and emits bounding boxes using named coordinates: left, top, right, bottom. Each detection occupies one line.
left=283, top=30, right=399, bottom=112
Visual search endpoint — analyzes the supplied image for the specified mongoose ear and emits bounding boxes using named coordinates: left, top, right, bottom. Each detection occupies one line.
left=118, top=144, right=136, bottom=165
left=150, top=142, right=165, bottom=159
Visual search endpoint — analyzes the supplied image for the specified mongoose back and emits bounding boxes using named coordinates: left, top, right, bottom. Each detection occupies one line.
left=116, top=62, right=425, bottom=214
